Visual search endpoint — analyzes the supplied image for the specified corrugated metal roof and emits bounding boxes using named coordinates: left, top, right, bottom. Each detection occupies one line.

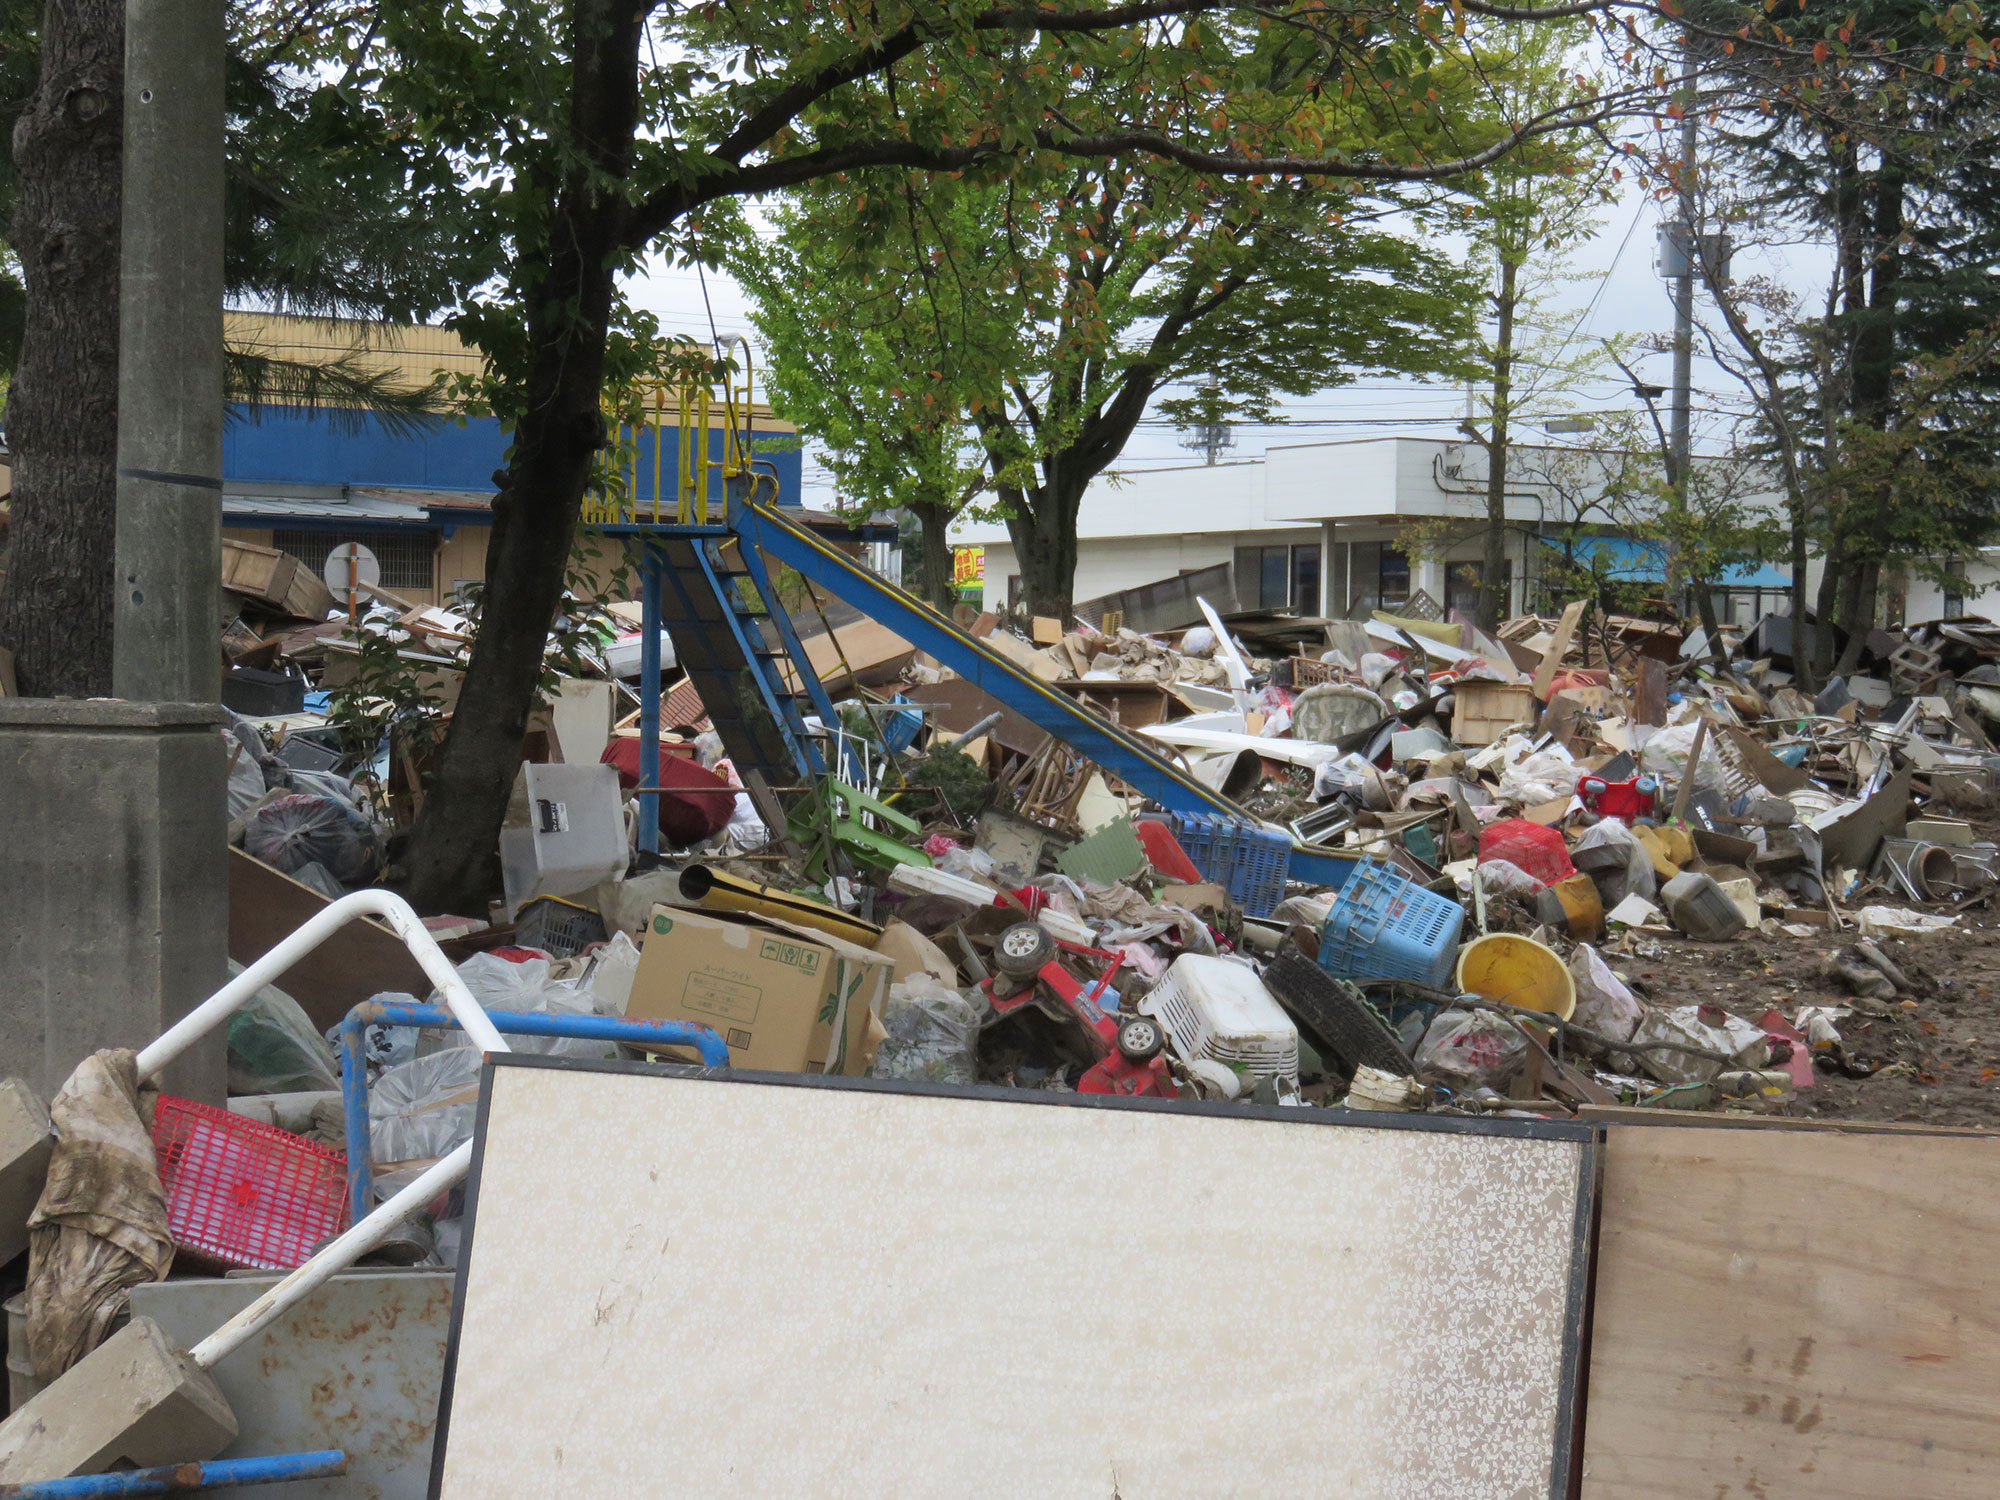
left=350, top=485, right=493, bottom=512
left=223, top=492, right=431, bottom=522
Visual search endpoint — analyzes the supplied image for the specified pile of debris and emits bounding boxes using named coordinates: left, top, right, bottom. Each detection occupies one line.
left=12, top=551, right=2000, bottom=1479
left=206, top=537, right=2000, bottom=1134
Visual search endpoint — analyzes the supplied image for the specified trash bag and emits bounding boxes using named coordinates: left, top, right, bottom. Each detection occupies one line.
left=577, top=930, right=641, bottom=1017
left=869, top=976, right=983, bottom=1086
left=1567, top=945, right=1645, bottom=1049
left=1632, top=1004, right=1771, bottom=1084
left=336, top=993, right=423, bottom=1070
left=429, top=951, right=618, bottom=1059
left=938, top=844, right=999, bottom=882
left=241, top=791, right=383, bottom=887
left=1476, top=859, right=1543, bottom=900
left=369, top=1047, right=483, bottom=1169
left=226, top=962, right=340, bottom=1095
left=1413, top=1009, right=1527, bottom=1092
left=1314, top=752, right=1391, bottom=809
left=1358, top=652, right=1398, bottom=688
left=24, top=1050, right=174, bottom=1378
left=1638, top=721, right=1728, bottom=794
left=1571, top=817, right=1656, bottom=905
left=1495, top=745, right=1577, bottom=807
left=222, top=729, right=268, bottom=818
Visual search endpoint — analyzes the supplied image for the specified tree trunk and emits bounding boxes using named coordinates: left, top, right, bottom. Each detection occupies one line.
left=1822, top=170, right=1902, bottom=685
left=1833, top=558, right=1877, bottom=677
left=1690, top=578, right=1723, bottom=661
left=1477, top=258, right=1517, bottom=631
left=0, top=0, right=123, bottom=697
left=398, top=0, right=644, bottom=915
left=1810, top=529, right=1847, bottom=682
left=1004, top=477, right=1082, bottom=620
left=916, top=503, right=954, bottom=609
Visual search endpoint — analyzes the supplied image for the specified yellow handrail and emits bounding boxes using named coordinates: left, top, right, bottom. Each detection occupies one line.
left=580, top=342, right=760, bottom=526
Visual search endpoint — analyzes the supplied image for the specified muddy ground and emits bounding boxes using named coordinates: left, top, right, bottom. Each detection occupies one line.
left=1609, top=918, right=2000, bottom=1128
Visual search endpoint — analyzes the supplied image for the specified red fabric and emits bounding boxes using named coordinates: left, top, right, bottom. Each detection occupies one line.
left=600, top=739, right=737, bottom=845
left=1001, top=885, right=1047, bottom=915
left=1478, top=818, right=1577, bottom=888
left=1135, top=821, right=1204, bottom=884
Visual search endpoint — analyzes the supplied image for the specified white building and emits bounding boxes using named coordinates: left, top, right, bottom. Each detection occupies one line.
left=951, top=434, right=1990, bottom=625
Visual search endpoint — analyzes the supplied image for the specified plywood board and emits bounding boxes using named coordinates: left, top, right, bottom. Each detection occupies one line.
left=1532, top=600, right=1588, bottom=701
left=228, top=848, right=429, bottom=1029
left=435, top=1060, right=1595, bottom=1500
left=1583, top=1125, right=2000, bottom=1500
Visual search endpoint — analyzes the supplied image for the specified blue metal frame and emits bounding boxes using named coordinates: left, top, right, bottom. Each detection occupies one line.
left=337, top=1001, right=731, bottom=1222
left=606, top=500, right=1357, bottom=888
left=731, top=501, right=1359, bottom=889
left=726, top=508, right=841, bottom=736
left=0, top=1451, right=348, bottom=1497
left=689, top=537, right=826, bottom=776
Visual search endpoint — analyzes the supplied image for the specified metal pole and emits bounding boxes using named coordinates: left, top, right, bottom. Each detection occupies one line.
left=112, top=0, right=225, bottom=701
left=0, top=1450, right=348, bottom=1498
left=1666, top=50, right=1698, bottom=583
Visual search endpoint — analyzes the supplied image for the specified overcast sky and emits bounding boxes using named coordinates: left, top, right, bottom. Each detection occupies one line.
left=621, top=174, right=1835, bottom=510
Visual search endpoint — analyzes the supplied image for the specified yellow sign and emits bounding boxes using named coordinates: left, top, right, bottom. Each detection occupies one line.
left=952, top=546, right=985, bottom=588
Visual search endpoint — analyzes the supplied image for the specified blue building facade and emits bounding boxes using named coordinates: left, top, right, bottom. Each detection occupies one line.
left=222, top=405, right=804, bottom=604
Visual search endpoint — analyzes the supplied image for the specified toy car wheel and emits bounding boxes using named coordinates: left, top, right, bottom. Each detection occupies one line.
left=993, top=922, right=1055, bottom=978
left=1116, top=1015, right=1166, bottom=1062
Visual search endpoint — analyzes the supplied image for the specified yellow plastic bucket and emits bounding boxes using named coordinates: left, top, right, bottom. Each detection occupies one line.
left=1454, top=933, right=1576, bottom=1020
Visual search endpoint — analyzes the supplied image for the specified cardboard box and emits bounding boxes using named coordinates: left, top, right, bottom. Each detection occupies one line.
left=628, top=906, right=890, bottom=1075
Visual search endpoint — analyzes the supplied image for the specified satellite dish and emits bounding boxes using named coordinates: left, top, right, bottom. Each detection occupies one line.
left=323, top=542, right=382, bottom=601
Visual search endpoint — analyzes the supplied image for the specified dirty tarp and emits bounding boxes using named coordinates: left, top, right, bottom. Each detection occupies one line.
left=24, top=1049, right=175, bottom=1378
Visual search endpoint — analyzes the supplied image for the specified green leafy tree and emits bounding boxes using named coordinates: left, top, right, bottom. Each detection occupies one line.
left=331, top=0, right=1645, bottom=912
left=734, top=156, right=1480, bottom=619
left=1450, top=19, right=1618, bottom=629
left=1687, top=0, right=2000, bottom=674
left=726, top=191, right=996, bottom=608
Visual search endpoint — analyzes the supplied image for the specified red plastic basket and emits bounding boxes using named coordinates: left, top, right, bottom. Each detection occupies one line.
left=1478, top=818, right=1577, bottom=889
left=152, top=1096, right=349, bottom=1271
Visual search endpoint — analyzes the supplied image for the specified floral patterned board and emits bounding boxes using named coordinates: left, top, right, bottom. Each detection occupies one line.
left=436, top=1059, right=1594, bottom=1500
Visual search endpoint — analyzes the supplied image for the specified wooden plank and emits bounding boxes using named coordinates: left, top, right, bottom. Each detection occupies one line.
left=1577, top=1105, right=1998, bottom=1138
left=228, top=847, right=430, bottom=1031
left=1583, top=1125, right=2000, bottom=1499
left=1531, top=599, right=1587, bottom=701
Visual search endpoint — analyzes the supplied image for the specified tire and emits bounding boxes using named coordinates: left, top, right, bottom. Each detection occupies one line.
left=993, top=922, right=1056, bottom=978
left=1115, top=1015, right=1166, bottom=1062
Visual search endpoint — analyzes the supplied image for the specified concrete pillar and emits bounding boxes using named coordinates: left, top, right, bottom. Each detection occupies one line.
left=1317, top=521, right=1339, bottom=617
left=0, top=701, right=226, bottom=1103
left=1415, top=554, right=1448, bottom=614
left=113, top=0, right=225, bottom=702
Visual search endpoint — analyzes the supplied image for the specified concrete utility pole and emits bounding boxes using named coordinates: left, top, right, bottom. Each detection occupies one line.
left=1666, top=54, right=1698, bottom=500
left=0, top=0, right=228, bottom=1103
left=114, top=0, right=226, bottom=697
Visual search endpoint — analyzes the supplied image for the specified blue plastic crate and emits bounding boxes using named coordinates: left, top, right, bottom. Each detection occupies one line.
left=1317, top=859, right=1465, bottom=990
left=1165, top=811, right=1290, bottom=916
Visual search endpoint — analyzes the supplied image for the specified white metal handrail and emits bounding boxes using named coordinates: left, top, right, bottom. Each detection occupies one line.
left=137, top=889, right=508, bottom=1078
left=132, top=889, right=509, bottom=1368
